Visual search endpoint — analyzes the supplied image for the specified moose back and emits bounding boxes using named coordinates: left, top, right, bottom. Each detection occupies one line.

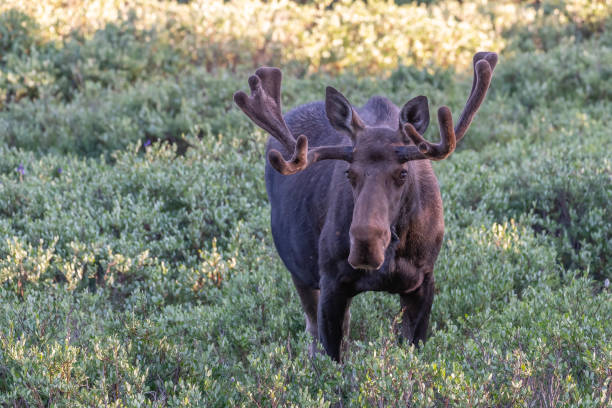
left=234, top=52, right=497, bottom=362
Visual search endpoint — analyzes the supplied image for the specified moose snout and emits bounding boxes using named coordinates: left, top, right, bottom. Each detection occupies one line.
left=348, top=225, right=390, bottom=270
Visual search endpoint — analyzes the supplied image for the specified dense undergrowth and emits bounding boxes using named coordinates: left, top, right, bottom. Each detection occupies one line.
left=0, top=0, right=610, bottom=406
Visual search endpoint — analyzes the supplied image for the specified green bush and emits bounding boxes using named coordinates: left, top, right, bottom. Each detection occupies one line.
left=0, top=16, right=187, bottom=109
left=438, top=101, right=611, bottom=280
left=0, top=0, right=610, bottom=406
left=0, top=0, right=510, bottom=76
left=0, top=9, right=39, bottom=61
left=502, top=0, right=612, bottom=53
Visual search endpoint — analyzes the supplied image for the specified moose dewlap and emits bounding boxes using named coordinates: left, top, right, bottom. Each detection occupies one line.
left=234, top=52, right=498, bottom=362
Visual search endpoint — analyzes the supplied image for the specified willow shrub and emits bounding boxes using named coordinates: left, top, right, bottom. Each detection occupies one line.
left=2, top=0, right=509, bottom=77
left=2, top=0, right=611, bottom=109
left=0, top=0, right=611, bottom=406
left=3, top=0, right=610, bottom=77
left=1, top=75, right=610, bottom=407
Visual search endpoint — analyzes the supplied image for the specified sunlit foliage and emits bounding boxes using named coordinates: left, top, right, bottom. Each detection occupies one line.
left=0, top=0, right=610, bottom=406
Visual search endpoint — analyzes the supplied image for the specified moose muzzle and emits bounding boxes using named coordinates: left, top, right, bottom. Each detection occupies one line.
left=348, top=224, right=390, bottom=270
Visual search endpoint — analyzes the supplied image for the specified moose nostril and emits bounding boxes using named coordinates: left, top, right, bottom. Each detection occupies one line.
left=348, top=255, right=384, bottom=271
left=348, top=238, right=385, bottom=271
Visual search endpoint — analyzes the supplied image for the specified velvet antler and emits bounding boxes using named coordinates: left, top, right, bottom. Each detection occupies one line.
left=234, top=67, right=353, bottom=175
left=396, top=52, right=497, bottom=162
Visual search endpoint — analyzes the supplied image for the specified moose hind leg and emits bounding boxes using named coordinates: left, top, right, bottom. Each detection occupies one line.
left=291, top=276, right=320, bottom=355
left=399, top=273, right=434, bottom=346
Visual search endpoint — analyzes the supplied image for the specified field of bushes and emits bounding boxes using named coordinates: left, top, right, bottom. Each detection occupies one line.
left=0, top=0, right=610, bottom=406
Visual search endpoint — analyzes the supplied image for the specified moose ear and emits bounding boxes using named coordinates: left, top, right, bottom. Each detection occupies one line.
left=399, top=96, right=430, bottom=135
left=325, top=86, right=365, bottom=139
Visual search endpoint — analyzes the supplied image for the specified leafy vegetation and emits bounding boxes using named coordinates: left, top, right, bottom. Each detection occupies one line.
left=0, top=0, right=610, bottom=406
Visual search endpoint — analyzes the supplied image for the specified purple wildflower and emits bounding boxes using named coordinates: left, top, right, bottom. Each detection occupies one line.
left=57, top=167, right=63, bottom=174
left=17, top=164, right=25, bottom=175
left=144, top=139, right=152, bottom=147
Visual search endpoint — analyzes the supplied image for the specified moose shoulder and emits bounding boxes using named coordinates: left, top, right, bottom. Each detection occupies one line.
left=234, top=52, right=498, bottom=362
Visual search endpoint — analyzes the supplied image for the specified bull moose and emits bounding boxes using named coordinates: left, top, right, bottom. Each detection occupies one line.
left=234, top=52, right=497, bottom=362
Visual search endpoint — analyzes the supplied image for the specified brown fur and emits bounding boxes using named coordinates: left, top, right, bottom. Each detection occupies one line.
left=234, top=52, right=497, bottom=362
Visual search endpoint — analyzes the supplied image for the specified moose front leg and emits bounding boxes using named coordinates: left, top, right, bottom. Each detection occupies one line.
left=340, top=298, right=352, bottom=358
left=318, top=279, right=352, bottom=362
left=291, top=276, right=320, bottom=356
left=399, top=272, right=434, bottom=346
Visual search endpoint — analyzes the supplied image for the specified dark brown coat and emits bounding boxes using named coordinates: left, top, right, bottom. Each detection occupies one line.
left=234, top=52, right=497, bottom=361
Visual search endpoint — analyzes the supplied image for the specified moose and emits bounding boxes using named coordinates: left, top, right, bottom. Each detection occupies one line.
left=234, top=52, right=497, bottom=362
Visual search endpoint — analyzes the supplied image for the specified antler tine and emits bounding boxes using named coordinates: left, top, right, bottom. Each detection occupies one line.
left=233, top=67, right=297, bottom=153
left=269, top=141, right=353, bottom=175
left=466, top=52, right=498, bottom=99
left=396, top=51, right=497, bottom=163
left=235, top=67, right=354, bottom=175
left=397, top=106, right=456, bottom=162
left=455, top=51, right=497, bottom=142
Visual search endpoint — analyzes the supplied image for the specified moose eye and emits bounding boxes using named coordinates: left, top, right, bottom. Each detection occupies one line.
left=395, top=169, right=408, bottom=185
left=345, top=169, right=357, bottom=185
